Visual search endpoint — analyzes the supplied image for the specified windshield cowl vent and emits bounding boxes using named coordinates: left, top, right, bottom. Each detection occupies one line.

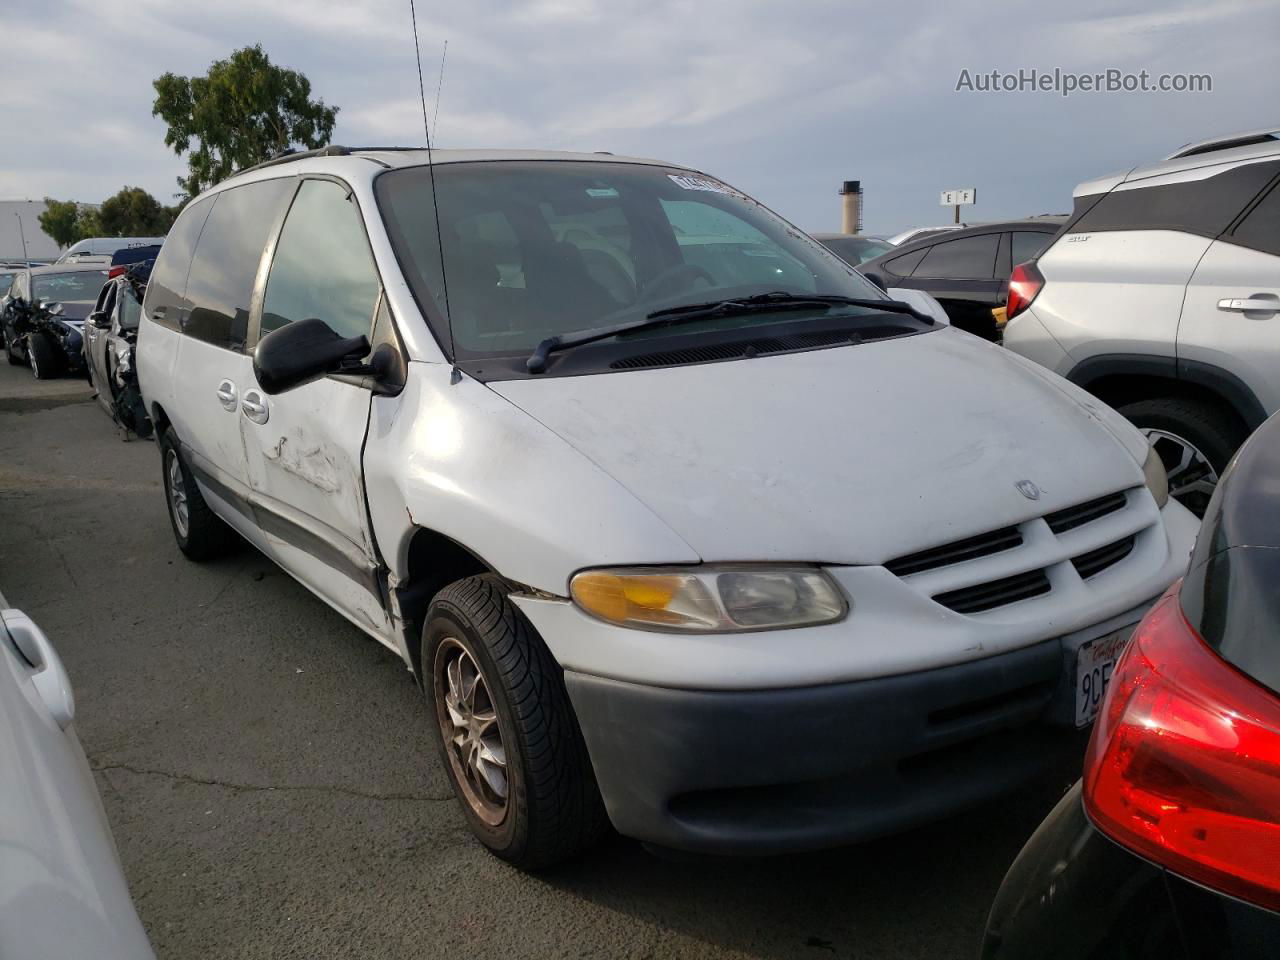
left=607, top=327, right=906, bottom=370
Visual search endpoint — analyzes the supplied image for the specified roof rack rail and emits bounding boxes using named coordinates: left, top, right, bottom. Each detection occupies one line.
left=1164, top=126, right=1280, bottom=160
left=236, top=144, right=355, bottom=177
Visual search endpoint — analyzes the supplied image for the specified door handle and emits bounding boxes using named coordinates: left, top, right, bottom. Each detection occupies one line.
left=215, top=379, right=238, bottom=411
left=1217, top=296, right=1279, bottom=313
left=241, top=390, right=269, bottom=425
left=2, top=609, right=75, bottom=730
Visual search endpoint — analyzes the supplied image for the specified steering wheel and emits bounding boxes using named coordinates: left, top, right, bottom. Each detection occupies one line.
left=638, top=263, right=715, bottom=302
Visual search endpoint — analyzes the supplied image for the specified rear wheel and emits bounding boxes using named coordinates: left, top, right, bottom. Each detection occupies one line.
left=423, top=574, right=607, bottom=870
left=27, top=333, right=61, bottom=379
left=1117, top=396, right=1247, bottom=517
left=158, top=428, right=240, bottom=560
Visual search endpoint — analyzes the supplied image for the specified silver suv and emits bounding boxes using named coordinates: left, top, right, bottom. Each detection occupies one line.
left=1003, top=126, right=1280, bottom=515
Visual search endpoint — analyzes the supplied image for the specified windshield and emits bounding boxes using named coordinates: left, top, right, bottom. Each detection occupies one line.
left=377, top=161, right=889, bottom=360
left=32, top=270, right=108, bottom=303
left=821, top=236, right=894, bottom=265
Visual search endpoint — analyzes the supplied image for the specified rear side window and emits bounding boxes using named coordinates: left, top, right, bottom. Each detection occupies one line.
left=1011, top=231, right=1053, bottom=265
left=1068, top=160, right=1280, bottom=238
left=146, top=196, right=213, bottom=330
left=261, top=179, right=381, bottom=340
left=1229, top=183, right=1280, bottom=257
left=913, top=233, right=999, bottom=279
left=183, top=178, right=293, bottom=350
left=882, top=247, right=927, bottom=277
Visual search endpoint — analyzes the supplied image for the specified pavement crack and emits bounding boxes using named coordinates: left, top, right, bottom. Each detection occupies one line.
left=92, top=761, right=454, bottom=803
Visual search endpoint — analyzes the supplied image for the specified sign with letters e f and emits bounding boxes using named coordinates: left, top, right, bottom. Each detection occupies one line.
left=940, top=188, right=976, bottom=206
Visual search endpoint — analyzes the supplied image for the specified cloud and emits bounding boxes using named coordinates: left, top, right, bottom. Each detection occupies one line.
left=1, top=0, right=1277, bottom=232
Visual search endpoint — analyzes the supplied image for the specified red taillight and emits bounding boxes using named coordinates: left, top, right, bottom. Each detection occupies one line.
left=108, top=266, right=126, bottom=279
left=1083, top=584, right=1280, bottom=913
left=1006, top=261, right=1044, bottom=320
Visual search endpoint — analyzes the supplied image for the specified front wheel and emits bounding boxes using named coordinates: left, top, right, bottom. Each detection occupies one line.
left=1117, top=396, right=1247, bottom=517
left=423, top=574, right=607, bottom=870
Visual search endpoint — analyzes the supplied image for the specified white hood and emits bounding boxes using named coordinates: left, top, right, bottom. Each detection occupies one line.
left=491, top=328, right=1148, bottom=565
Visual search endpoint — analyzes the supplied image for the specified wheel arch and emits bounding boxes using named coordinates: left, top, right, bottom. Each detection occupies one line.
left=396, top=526, right=494, bottom=684
left=1066, top=354, right=1266, bottom=432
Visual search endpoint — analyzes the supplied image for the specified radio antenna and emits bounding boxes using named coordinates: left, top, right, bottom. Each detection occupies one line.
left=433, top=40, right=448, bottom=142
left=409, top=0, right=453, bottom=355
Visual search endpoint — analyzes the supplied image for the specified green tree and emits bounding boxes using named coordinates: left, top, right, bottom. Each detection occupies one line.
left=152, top=45, right=339, bottom=197
left=98, top=186, right=175, bottom=236
left=37, top=198, right=81, bottom=249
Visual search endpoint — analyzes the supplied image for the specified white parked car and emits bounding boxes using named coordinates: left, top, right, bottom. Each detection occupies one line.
left=136, top=146, right=1198, bottom=868
left=1003, top=126, right=1280, bottom=515
left=0, top=592, right=155, bottom=959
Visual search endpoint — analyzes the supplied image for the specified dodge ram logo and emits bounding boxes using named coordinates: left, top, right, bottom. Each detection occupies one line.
left=1015, top=480, right=1041, bottom=501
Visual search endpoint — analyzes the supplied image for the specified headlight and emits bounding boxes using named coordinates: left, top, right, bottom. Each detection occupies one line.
left=1143, top=444, right=1169, bottom=508
left=569, top=566, right=848, bottom=632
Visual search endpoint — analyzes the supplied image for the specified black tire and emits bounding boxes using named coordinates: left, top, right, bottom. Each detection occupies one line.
left=158, top=428, right=240, bottom=561
left=1117, top=395, right=1248, bottom=516
left=423, top=574, right=607, bottom=870
left=27, top=333, right=62, bottom=379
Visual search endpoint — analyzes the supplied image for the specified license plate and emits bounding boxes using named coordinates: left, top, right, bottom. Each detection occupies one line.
left=1075, top=628, right=1133, bottom=727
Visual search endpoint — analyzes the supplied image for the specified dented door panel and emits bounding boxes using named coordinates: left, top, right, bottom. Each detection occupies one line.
left=238, top=375, right=391, bottom=642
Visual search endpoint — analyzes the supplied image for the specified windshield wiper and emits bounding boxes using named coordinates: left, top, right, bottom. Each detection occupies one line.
left=525, top=291, right=932, bottom=374
left=646, top=291, right=934, bottom=323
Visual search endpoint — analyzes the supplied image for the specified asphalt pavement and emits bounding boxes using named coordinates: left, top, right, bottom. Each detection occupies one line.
left=0, top=359, right=1084, bottom=959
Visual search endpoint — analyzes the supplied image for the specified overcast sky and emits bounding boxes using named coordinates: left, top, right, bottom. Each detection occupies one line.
left=2, top=0, right=1277, bottom=234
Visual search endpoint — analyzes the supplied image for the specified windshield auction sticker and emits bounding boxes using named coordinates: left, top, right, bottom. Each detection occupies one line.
left=668, top=174, right=731, bottom=193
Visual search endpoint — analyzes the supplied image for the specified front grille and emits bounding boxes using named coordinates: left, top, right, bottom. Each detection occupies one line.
left=886, top=526, right=1023, bottom=577
left=1072, top=535, right=1136, bottom=580
left=933, top=569, right=1052, bottom=615
left=1045, top=491, right=1128, bottom=534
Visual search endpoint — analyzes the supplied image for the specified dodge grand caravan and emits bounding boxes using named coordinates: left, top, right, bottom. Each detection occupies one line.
left=136, top=146, right=1198, bottom=869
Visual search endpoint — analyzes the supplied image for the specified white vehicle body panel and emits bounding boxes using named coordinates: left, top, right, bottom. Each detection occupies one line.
left=0, top=601, right=154, bottom=960
left=1013, top=230, right=1208, bottom=361
left=1177, top=240, right=1280, bottom=415
left=491, top=328, right=1150, bottom=568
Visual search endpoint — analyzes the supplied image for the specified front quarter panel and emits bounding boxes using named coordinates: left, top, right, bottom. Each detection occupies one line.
left=364, top=361, right=700, bottom=595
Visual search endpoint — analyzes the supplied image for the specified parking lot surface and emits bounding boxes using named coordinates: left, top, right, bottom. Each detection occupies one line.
left=0, top=360, right=1086, bottom=959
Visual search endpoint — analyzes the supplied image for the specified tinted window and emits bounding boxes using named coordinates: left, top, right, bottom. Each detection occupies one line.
left=881, top=247, right=927, bottom=277
left=1230, top=183, right=1280, bottom=257
left=1011, top=231, right=1053, bottom=265
left=146, top=196, right=213, bottom=330
left=183, top=178, right=293, bottom=349
left=913, top=233, right=999, bottom=279
left=261, top=180, right=380, bottom=339
left=1069, top=160, right=1280, bottom=238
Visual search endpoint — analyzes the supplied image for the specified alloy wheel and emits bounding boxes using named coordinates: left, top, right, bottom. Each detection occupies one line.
left=1143, top=428, right=1219, bottom=516
left=433, top=637, right=509, bottom=826
left=166, top=450, right=190, bottom=538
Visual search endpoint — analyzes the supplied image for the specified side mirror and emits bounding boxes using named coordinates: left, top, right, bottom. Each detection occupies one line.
left=253, top=317, right=371, bottom=395
left=89, top=311, right=111, bottom=329
left=862, top=270, right=888, bottom=292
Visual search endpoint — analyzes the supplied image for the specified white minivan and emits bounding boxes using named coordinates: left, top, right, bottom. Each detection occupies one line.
left=136, top=146, right=1197, bottom=868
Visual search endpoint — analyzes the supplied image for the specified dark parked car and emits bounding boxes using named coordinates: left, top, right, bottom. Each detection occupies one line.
left=2, top=264, right=109, bottom=378
left=860, top=218, right=1065, bottom=340
left=982, top=409, right=1280, bottom=959
left=84, top=263, right=152, bottom=438
left=811, top=233, right=895, bottom=266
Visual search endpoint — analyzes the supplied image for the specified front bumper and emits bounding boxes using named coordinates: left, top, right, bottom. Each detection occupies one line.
left=565, top=634, right=1092, bottom=855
